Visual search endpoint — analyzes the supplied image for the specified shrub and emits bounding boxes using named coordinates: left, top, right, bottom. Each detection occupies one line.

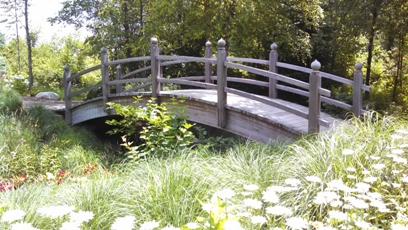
left=0, top=84, right=22, bottom=115
left=106, top=96, right=195, bottom=159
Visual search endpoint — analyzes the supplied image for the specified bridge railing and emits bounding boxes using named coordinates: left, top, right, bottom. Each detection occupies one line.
left=64, top=37, right=370, bottom=133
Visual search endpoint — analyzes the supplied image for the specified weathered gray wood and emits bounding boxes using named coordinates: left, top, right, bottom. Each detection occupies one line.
left=224, top=62, right=331, bottom=97
left=322, top=97, right=352, bottom=110
left=121, top=66, right=152, bottom=79
left=179, top=76, right=205, bottom=81
left=108, top=78, right=151, bottom=85
left=205, top=41, right=213, bottom=83
left=158, top=55, right=212, bottom=63
left=69, top=83, right=102, bottom=99
left=226, top=57, right=269, bottom=65
left=226, top=77, right=269, bottom=87
left=123, top=83, right=152, bottom=92
left=116, top=65, right=122, bottom=94
left=150, top=38, right=161, bottom=99
left=105, top=56, right=150, bottom=66
left=217, top=39, right=227, bottom=128
left=308, top=60, right=322, bottom=133
left=353, top=62, right=363, bottom=117
left=63, top=65, right=72, bottom=124
left=67, top=65, right=101, bottom=82
left=158, top=78, right=217, bottom=89
left=101, top=47, right=110, bottom=114
left=225, top=87, right=308, bottom=120
left=269, top=43, right=278, bottom=98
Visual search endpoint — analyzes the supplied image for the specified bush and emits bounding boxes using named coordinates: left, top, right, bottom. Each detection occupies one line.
left=0, top=84, right=22, bottom=115
left=106, top=96, right=195, bottom=159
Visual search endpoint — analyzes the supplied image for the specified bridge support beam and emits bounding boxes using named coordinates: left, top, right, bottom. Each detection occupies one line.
left=217, top=39, right=227, bottom=128
left=308, top=60, right=322, bottom=133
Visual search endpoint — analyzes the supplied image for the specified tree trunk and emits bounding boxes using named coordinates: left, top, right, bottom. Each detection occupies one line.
left=14, top=0, right=21, bottom=73
left=365, top=5, right=378, bottom=98
left=24, top=0, right=33, bottom=94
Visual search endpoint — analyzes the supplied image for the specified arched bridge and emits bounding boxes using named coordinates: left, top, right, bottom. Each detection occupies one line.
left=63, top=38, right=370, bottom=142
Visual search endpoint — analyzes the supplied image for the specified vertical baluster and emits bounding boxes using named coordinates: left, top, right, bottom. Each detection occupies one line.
left=269, top=43, right=278, bottom=98
left=205, top=41, right=213, bottom=83
left=150, top=37, right=161, bottom=100
left=353, top=62, right=363, bottom=117
left=63, top=65, right=72, bottom=124
left=116, top=65, right=122, bottom=94
left=217, top=38, right=227, bottom=128
left=101, top=47, right=110, bottom=113
left=308, top=60, right=322, bottom=133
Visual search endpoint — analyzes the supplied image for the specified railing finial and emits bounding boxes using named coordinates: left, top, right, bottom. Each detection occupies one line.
left=218, top=38, right=226, bottom=48
left=311, top=60, right=321, bottom=71
left=271, top=43, right=278, bottom=50
left=101, top=47, right=107, bottom=54
left=206, top=40, right=212, bottom=47
left=355, top=62, right=363, bottom=70
left=151, top=37, right=158, bottom=45
left=63, top=65, right=69, bottom=71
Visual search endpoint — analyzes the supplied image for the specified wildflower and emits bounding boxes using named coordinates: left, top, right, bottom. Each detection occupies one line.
left=250, top=216, right=267, bottom=225
left=396, top=129, right=408, bottom=134
left=1, top=209, right=26, bottom=223
left=266, top=205, right=293, bottom=216
left=202, top=203, right=217, bottom=212
left=347, top=175, right=357, bottom=179
left=368, top=156, right=381, bottom=160
left=214, top=189, right=235, bottom=200
left=328, top=210, right=347, bottom=221
left=354, top=220, right=371, bottom=229
left=329, top=200, right=343, bottom=207
left=262, top=190, right=280, bottom=203
left=372, top=164, right=386, bottom=170
left=184, top=222, right=200, bottom=229
left=392, top=149, right=405, bottom=154
left=311, top=221, right=324, bottom=228
left=285, top=217, right=308, bottom=229
left=46, top=172, right=55, bottom=180
left=401, top=176, right=408, bottom=183
left=362, top=170, right=371, bottom=175
left=392, top=224, right=408, bottom=230
left=243, top=184, right=259, bottom=191
left=111, top=215, right=136, bottom=230
left=242, top=198, right=263, bottom=209
left=60, top=221, right=81, bottom=230
left=391, top=135, right=403, bottom=140
left=37, top=205, right=75, bottom=219
left=265, top=185, right=286, bottom=193
left=69, top=210, right=94, bottom=223
left=285, top=178, right=301, bottom=187
left=355, top=183, right=371, bottom=193
left=313, top=191, right=340, bottom=205
left=342, top=149, right=355, bottom=156
left=236, top=212, right=252, bottom=217
left=10, top=222, right=39, bottom=230
left=223, top=220, right=244, bottom=230
left=392, top=183, right=402, bottom=188
left=161, top=225, right=180, bottom=230
left=363, top=177, right=377, bottom=183
left=393, top=156, right=407, bottom=164
left=351, top=198, right=369, bottom=209
left=140, top=220, right=160, bottom=230
left=305, top=176, right=322, bottom=183
left=327, top=179, right=350, bottom=191
left=346, top=167, right=356, bottom=172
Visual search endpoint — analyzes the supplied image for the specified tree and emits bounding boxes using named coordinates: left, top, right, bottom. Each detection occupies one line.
left=0, top=0, right=34, bottom=94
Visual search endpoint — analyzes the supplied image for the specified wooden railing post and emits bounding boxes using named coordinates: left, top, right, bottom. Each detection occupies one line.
left=101, top=47, right=110, bottom=114
left=63, top=65, right=72, bottom=124
left=217, top=38, right=227, bottom=128
left=116, top=65, right=122, bottom=94
left=269, top=43, right=278, bottom=98
left=205, top=41, right=213, bottom=83
left=352, top=62, right=363, bottom=117
left=150, top=37, right=161, bottom=99
left=308, top=60, right=322, bottom=133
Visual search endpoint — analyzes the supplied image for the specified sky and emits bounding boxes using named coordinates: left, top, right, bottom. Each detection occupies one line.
left=0, top=0, right=90, bottom=43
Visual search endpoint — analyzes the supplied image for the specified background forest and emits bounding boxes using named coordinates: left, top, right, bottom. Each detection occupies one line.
left=1, top=0, right=408, bottom=115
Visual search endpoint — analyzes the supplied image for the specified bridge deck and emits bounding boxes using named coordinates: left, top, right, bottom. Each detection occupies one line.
left=160, top=89, right=339, bottom=134
left=67, top=89, right=339, bottom=142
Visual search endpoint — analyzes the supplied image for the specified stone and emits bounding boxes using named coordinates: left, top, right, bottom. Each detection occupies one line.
left=35, top=92, right=60, bottom=100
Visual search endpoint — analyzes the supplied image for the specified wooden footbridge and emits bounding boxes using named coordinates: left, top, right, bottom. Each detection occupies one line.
left=63, top=38, right=370, bottom=142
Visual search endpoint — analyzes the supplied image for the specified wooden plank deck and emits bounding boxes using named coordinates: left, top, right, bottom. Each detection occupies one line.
left=68, top=89, right=339, bottom=142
